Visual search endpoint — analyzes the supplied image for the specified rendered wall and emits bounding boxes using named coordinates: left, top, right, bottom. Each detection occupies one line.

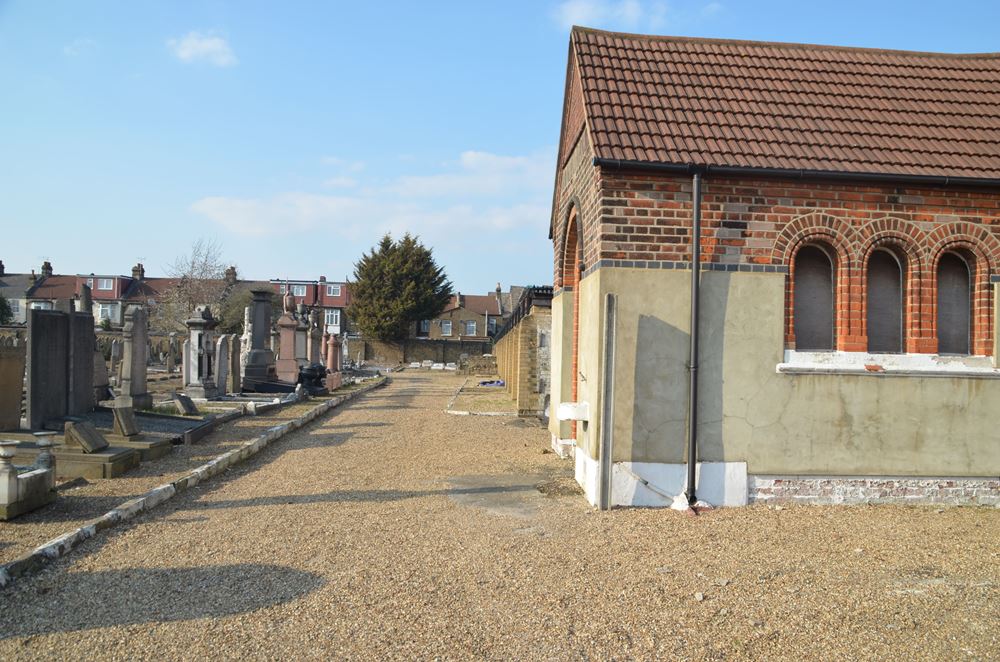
left=548, top=292, right=574, bottom=439
left=587, top=266, right=1000, bottom=476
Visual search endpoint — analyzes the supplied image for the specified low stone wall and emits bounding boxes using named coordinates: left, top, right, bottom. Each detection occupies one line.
left=749, top=475, right=1000, bottom=506
left=355, top=338, right=492, bottom=365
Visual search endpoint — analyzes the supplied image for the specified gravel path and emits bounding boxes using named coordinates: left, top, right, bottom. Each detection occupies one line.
left=0, top=372, right=997, bottom=660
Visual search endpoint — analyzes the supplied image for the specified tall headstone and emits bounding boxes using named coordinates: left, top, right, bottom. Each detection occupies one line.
left=166, top=332, right=177, bottom=374
left=243, top=290, right=278, bottom=386
left=67, top=311, right=96, bottom=414
left=294, top=303, right=309, bottom=366
left=276, top=290, right=300, bottom=383
left=0, top=339, right=25, bottom=431
left=120, top=305, right=152, bottom=410
left=184, top=305, right=219, bottom=399
left=215, top=335, right=230, bottom=396
left=239, top=306, right=252, bottom=376
left=26, top=310, right=69, bottom=429
left=181, top=339, right=190, bottom=384
left=93, top=346, right=111, bottom=402
left=109, top=339, right=122, bottom=384
left=76, top=283, right=93, bottom=314
left=307, top=308, right=323, bottom=364
left=229, top=335, right=241, bottom=393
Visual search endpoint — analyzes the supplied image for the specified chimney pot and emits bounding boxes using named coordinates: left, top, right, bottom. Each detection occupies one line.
left=40, top=261, right=53, bottom=278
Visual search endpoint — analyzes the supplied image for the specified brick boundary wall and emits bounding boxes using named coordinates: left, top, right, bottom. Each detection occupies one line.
left=749, top=475, right=1000, bottom=507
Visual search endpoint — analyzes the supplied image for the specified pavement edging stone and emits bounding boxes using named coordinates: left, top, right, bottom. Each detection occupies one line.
left=0, top=377, right=387, bottom=589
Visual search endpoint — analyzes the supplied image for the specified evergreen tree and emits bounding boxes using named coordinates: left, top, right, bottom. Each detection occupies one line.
left=0, top=295, right=12, bottom=325
left=348, top=234, right=453, bottom=341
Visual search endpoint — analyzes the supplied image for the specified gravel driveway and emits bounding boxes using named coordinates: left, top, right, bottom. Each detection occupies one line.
left=0, top=372, right=997, bottom=660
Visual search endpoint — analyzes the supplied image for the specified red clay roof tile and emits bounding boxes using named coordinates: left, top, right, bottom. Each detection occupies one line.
left=572, top=27, right=1000, bottom=178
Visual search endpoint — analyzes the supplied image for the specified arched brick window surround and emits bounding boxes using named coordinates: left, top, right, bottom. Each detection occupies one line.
left=562, top=205, right=583, bottom=433
left=857, top=219, right=928, bottom=353
left=775, top=214, right=855, bottom=350
left=928, top=238, right=995, bottom=356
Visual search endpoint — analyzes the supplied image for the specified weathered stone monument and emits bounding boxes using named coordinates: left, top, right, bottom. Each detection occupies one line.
left=25, top=308, right=96, bottom=429
left=56, top=419, right=139, bottom=478
left=0, top=338, right=25, bottom=431
left=307, top=308, right=323, bottom=364
left=240, top=306, right=253, bottom=375
left=109, top=339, right=122, bottom=384
left=294, top=303, right=309, bottom=366
left=171, top=391, right=198, bottom=415
left=119, top=305, right=152, bottom=410
left=243, top=289, right=280, bottom=391
left=324, top=332, right=343, bottom=390
left=215, top=335, right=230, bottom=396
left=107, top=399, right=172, bottom=460
left=93, top=347, right=111, bottom=402
left=229, top=335, right=241, bottom=393
left=166, top=332, right=178, bottom=374
left=276, top=290, right=301, bottom=383
left=184, top=306, right=219, bottom=399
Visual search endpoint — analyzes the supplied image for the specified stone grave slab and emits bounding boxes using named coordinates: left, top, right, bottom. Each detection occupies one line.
left=172, top=392, right=199, bottom=415
left=112, top=403, right=141, bottom=437
left=63, top=420, right=109, bottom=453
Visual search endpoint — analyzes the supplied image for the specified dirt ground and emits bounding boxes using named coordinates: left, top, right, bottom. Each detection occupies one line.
left=0, top=371, right=996, bottom=660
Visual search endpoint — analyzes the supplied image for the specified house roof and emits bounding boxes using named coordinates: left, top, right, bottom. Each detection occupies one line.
left=443, top=294, right=501, bottom=316
left=27, top=275, right=78, bottom=300
left=121, top=277, right=181, bottom=301
left=0, top=273, right=36, bottom=299
left=571, top=27, right=1000, bottom=179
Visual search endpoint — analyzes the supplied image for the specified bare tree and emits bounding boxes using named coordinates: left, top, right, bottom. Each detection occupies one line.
left=151, top=239, right=232, bottom=332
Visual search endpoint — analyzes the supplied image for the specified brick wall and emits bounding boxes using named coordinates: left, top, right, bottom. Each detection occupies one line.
left=494, top=306, right=552, bottom=416
left=750, top=475, right=1000, bottom=506
left=555, top=169, right=1000, bottom=355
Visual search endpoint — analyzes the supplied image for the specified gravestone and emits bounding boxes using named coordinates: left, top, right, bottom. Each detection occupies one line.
left=63, top=420, right=109, bottom=453
left=244, top=290, right=277, bottom=383
left=0, top=340, right=26, bottom=431
left=307, top=308, right=323, bottom=364
left=67, top=311, right=96, bottom=414
left=240, top=306, right=253, bottom=376
left=171, top=391, right=198, bottom=415
left=166, top=332, right=178, bottom=374
left=215, top=335, right=230, bottom=395
left=182, top=339, right=191, bottom=386
left=184, top=306, right=219, bottom=399
left=26, top=310, right=70, bottom=429
left=229, top=335, right=241, bottom=393
left=119, top=305, right=152, bottom=410
left=110, top=339, right=122, bottom=382
left=112, top=403, right=140, bottom=437
left=276, top=290, right=300, bottom=383
left=77, top=283, right=92, bottom=314
left=93, top=347, right=111, bottom=402
left=294, top=304, right=309, bottom=365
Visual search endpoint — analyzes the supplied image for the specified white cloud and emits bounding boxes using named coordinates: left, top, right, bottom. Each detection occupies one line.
left=323, top=176, right=359, bottom=189
left=321, top=156, right=366, bottom=171
left=551, top=0, right=669, bottom=31
left=63, top=38, right=97, bottom=57
left=167, top=31, right=237, bottom=67
left=190, top=149, right=555, bottom=246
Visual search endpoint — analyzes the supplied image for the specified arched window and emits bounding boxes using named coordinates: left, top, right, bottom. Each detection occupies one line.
left=937, top=252, right=972, bottom=355
left=793, top=245, right=834, bottom=350
left=867, top=249, right=904, bottom=353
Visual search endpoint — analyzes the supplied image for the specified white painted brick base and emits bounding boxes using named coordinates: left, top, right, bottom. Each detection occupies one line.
left=749, top=475, right=1000, bottom=507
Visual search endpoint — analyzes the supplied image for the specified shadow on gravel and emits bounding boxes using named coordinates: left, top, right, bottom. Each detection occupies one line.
left=0, top=564, right=324, bottom=638
left=180, top=483, right=542, bottom=511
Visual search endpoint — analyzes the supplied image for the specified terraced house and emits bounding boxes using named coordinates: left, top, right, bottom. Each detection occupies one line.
left=550, top=27, right=1000, bottom=508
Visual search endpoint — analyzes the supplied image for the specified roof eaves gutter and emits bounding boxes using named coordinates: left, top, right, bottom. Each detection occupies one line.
left=592, top=157, right=1000, bottom=189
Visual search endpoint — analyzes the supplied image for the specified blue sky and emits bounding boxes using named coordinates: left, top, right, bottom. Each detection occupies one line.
left=2, top=1, right=998, bottom=293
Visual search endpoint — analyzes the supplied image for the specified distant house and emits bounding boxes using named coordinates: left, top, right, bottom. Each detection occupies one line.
left=272, top=277, right=351, bottom=335
left=0, top=261, right=35, bottom=324
left=414, top=292, right=502, bottom=341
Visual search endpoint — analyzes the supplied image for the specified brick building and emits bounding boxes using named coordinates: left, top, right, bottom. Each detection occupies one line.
left=272, top=277, right=350, bottom=335
left=413, top=292, right=502, bottom=341
left=550, top=28, right=1000, bottom=508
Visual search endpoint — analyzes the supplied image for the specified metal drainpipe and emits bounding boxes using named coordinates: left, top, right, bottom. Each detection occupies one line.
left=684, top=171, right=703, bottom=506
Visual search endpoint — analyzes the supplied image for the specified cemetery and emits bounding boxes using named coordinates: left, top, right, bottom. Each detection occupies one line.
left=0, top=283, right=351, bottom=524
